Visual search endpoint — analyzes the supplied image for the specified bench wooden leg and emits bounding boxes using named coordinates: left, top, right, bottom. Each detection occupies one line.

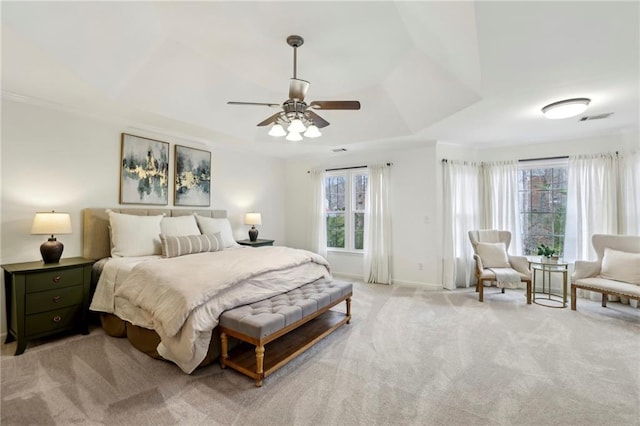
left=255, top=345, right=265, bottom=387
left=571, top=286, right=577, bottom=310
left=602, top=293, right=608, bottom=307
left=220, top=332, right=228, bottom=369
left=346, top=297, right=351, bottom=324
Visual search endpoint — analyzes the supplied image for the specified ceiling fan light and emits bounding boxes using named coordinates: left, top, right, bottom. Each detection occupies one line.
left=542, top=98, right=591, bottom=119
left=268, top=124, right=286, bottom=137
left=286, top=131, right=303, bottom=142
left=288, top=118, right=306, bottom=133
left=303, top=125, right=321, bottom=138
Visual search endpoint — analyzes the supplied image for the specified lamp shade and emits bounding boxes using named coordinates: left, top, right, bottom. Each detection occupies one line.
left=31, top=212, right=72, bottom=235
left=244, top=213, right=262, bottom=226
left=542, top=98, right=590, bottom=119
left=268, top=124, right=287, bottom=137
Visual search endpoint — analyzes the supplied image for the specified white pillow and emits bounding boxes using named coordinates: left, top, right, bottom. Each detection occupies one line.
left=108, top=211, right=163, bottom=257
left=600, top=248, right=640, bottom=285
left=476, top=242, right=510, bottom=268
left=159, top=233, right=223, bottom=258
left=160, top=215, right=201, bottom=237
left=195, top=215, right=238, bottom=248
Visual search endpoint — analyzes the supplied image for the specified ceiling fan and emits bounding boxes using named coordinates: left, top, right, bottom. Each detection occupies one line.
left=227, top=35, right=361, bottom=141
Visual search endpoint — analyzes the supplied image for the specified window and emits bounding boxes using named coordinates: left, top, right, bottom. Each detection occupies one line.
left=518, top=159, right=568, bottom=256
left=325, top=170, right=368, bottom=251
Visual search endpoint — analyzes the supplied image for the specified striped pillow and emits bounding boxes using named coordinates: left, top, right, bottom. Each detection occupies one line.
left=159, top=233, right=223, bottom=258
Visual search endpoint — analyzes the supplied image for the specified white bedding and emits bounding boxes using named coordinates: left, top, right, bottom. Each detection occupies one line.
left=90, top=246, right=331, bottom=373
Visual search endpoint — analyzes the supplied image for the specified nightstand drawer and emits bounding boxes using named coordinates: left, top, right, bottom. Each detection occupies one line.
left=25, top=286, right=83, bottom=314
left=25, top=267, right=84, bottom=293
left=25, top=305, right=82, bottom=336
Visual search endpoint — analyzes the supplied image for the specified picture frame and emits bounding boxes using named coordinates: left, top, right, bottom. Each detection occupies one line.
left=174, top=145, right=211, bottom=207
left=119, top=133, right=170, bottom=205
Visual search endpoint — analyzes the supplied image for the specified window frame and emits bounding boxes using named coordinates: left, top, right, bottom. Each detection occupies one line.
left=325, top=169, right=368, bottom=253
left=517, top=158, right=568, bottom=256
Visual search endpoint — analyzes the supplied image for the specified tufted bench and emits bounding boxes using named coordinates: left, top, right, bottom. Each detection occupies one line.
left=219, top=279, right=352, bottom=386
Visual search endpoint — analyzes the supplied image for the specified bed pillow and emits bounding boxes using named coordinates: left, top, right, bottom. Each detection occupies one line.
left=160, top=214, right=201, bottom=237
left=476, top=242, right=511, bottom=268
left=108, top=210, right=163, bottom=257
left=195, top=215, right=238, bottom=248
left=600, top=248, right=640, bottom=285
left=160, top=233, right=223, bottom=258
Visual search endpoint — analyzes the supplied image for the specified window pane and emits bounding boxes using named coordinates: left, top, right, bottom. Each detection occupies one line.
left=354, top=212, right=364, bottom=250
left=326, top=213, right=345, bottom=248
left=325, top=176, right=345, bottom=211
left=354, top=174, right=368, bottom=211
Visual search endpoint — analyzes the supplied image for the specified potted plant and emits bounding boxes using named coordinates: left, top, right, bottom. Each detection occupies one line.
left=537, top=244, right=558, bottom=262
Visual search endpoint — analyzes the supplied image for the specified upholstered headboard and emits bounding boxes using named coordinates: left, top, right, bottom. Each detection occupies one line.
left=83, top=208, right=227, bottom=260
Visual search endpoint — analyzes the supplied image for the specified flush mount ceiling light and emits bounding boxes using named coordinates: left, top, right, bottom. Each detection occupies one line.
left=542, top=98, right=591, bottom=119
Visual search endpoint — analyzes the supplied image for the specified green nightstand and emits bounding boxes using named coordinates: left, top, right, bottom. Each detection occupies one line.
left=2, top=257, right=94, bottom=355
left=236, top=239, right=275, bottom=247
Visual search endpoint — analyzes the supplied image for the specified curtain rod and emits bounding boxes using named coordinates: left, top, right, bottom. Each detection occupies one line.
left=307, top=163, right=392, bottom=173
left=518, top=155, right=569, bottom=162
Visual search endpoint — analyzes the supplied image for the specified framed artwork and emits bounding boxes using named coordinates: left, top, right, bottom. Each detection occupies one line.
left=120, top=133, right=169, bottom=205
left=174, top=145, right=211, bottom=207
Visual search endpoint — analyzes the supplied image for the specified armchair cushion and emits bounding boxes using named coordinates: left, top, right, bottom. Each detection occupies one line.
left=600, top=248, right=640, bottom=285
left=476, top=242, right=510, bottom=268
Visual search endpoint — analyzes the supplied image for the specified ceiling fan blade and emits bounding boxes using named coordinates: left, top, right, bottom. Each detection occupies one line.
left=256, top=112, right=283, bottom=127
left=306, top=110, right=330, bottom=128
left=289, top=78, right=310, bottom=101
left=309, top=101, right=361, bottom=110
left=228, top=101, right=281, bottom=108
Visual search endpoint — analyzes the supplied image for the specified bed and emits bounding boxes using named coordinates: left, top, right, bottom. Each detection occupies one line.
left=84, top=208, right=332, bottom=374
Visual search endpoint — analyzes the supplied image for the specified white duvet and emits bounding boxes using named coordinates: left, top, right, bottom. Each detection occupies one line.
left=90, top=246, right=331, bottom=373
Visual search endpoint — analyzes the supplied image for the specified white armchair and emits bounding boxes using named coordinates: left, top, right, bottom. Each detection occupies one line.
left=468, top=230, right=532, bottom=303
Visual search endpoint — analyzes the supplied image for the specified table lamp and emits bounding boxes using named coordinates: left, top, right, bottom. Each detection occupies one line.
left=31, top=211, right=72, bottom=263
left=244, top=212, right=262, bottom=242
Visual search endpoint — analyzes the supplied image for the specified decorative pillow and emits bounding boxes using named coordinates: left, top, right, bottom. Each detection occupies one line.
left=160, top=214, right=201, bottom=237
left=600, top=248, right=640, bottom=285
left=159, top=232, right=223, bottom=258
left=108, top=210, right=163, bottom=257
left=195, top=215, right=238, bottom=248
left=476, top=242, right=510, bottom=268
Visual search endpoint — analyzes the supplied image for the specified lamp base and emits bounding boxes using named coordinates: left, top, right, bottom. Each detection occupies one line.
left=40, top=237, right=64, bottom=264
left=248, top=226, right=259, bottom=242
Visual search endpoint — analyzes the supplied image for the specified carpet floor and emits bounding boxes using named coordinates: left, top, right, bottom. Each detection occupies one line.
left=1, top=283, right=639, bottom=425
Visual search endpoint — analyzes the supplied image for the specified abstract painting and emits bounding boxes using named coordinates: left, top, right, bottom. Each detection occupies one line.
left=174, top=145, right=211, bottom=206
left=120, top=133, right=169, bottom=205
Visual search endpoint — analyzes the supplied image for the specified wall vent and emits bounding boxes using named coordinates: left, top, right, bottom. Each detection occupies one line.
left=332, top=148, right=347, bottom=152
left=579, top=112, right=614, bottom=121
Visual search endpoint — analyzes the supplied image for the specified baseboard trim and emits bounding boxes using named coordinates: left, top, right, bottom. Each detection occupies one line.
left=332, top=272, right=442, bottom=290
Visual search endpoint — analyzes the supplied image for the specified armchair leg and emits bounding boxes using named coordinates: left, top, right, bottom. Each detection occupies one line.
left=571, top=285, right=577, bottom=310
left=602, top=293, right=608, bottom=307
left=526, top=281, right=531, bottom=304
left=478, top=280, right=484, bottom=302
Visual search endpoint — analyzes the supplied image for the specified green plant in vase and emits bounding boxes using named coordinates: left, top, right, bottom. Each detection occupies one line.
left=537, top=243, right=558, bottom=261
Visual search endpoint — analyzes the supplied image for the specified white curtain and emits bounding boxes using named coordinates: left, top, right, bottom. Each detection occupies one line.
left=564, top=153, right=618, bottom=262
left=442, top=160, right=481, bottom=289
left=363, top=164, right=392, bottom=284
left=617, top=151, right=640, bottom=235
left=481, top=161, right=522, bottom=255
left=308, top=169, right=327, bottom=259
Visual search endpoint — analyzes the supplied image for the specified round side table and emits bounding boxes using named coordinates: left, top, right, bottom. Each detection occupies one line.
left=528, top=259, right=569, bottom=308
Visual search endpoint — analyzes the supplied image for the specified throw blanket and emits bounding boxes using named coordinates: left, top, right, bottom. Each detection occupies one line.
left=488, top=267, right=521, bottom=289
left=113, top=246, right=330, bottom=373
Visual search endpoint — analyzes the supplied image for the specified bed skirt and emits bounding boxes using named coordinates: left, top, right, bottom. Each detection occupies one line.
left=99, top=313, right=226, bottom=368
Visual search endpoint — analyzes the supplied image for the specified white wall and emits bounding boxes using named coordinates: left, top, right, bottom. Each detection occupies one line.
left=284, top=144, right=441, bottom=288
left=0, top=99, right=287, bottom=335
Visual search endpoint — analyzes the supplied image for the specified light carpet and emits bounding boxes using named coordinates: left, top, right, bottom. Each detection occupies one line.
left=1, top=283, right=639, bottom=425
